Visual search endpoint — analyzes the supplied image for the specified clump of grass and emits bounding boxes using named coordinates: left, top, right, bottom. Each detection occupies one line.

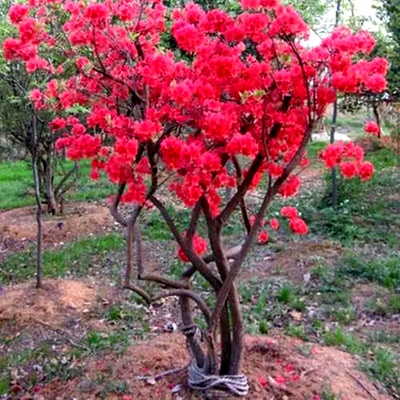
left=323, top=327, right=366, bottom=354
left=0, top=234, right=124, bottom=284
left=362, top=348, right=400, bottom=397
left=338, top=255, right=400, bottom=289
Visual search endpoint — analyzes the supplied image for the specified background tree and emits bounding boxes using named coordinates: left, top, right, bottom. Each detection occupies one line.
left=0, top=1, right=79, bottom=214
left=377, top=0, right=400, bottom=95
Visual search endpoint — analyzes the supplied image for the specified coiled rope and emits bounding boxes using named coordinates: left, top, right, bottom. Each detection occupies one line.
left=182, top=325, right=249, bottom=397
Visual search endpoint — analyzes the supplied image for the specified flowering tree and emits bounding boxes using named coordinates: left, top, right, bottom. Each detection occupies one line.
left=1, top=0, right=79, bottom=215
left=4, top=0, right=387, bottom=396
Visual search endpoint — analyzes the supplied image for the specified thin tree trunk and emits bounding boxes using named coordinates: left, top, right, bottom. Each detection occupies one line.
left=31, top=116, right=43, bottom=289
left=45, top=154, right=57, bottom=215
left=372, top=102, right=382, bottom=139
left=227, top=284, right=244, bottom=375
left=330, top=101, right=338, bottom=208
left=179, top=294, right=205, bottom=368
left=330, top=0, right=341, bottom=209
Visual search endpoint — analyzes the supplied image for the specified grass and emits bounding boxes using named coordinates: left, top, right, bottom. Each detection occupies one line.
left=0, top=161, right=34, bottom=210
left=323, top=327, right=367, bottom=354
left=362, top=347, right=400, bottom=397
left=0, top=160, right=113, bottom=210
left=0, top=233, right=124, bottom=285
left=338, top=254, right=400, bottom=289
left=0, top=341, right=60, bottom=395
left=0, top=132, right=399, bottom=397
left=84, top=330, right=131, bottom=354
left=303, top=148, right=399, bottom=247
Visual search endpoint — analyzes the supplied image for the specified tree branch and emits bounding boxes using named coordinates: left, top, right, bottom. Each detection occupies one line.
left=152, top=289, right=211, bottom=325
left=210, top=124, right=314, bottom=337
left=150, top=196, right=222, bottom=291
left=134, top=226, right=189, bottom=289
left=109, top=183, right=128, bottom=227
left=125, top=284, right=151, bottom=304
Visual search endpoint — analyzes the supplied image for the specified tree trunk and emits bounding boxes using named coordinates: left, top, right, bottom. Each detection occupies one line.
left=37, top=156, right=57, bottom=215
left=372, top=102, right=382, bottom=139
left=330, top=100, right=338, bottom=208
left=42, top=156, right=57, bottom=215
left=226, top=284, right=244, bottom=375
left=45, top=151, right=57, bottom=215
left=31, top=116, right=43, bottom=289
left=330, top=0, right=341, bottom=209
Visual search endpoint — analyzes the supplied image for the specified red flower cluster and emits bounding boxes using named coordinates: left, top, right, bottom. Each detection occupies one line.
left=364, top=121, right=380, bottom=136
left=281, top=206, right=307, bottom=234
left=320, top=141, right=374, bottom=180
left=3, top=0, right=386, bottom=253
left=178, top=234, right=208, bottom=262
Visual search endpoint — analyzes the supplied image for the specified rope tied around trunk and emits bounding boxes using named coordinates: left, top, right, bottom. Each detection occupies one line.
left=181, top=325, right=249, bottom=397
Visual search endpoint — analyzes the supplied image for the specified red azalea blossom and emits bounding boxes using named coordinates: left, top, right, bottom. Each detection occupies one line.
left=339, top=161, right=358, bottom=179
left=258, top=230, right=269, bottom=244
left=283, top=363, right=294, bottom=373
left=289, top=217, right=308, bottom=235
left=178, top=234, right=208, bottom=262
left=292, top=373, right=300, bottom=382
left=358, top=161, right=374, bottom=181
left=269, top=218, right=279, bottom=230
left=279, top=175, right=301, bottom=198
left=364, top=121, right=380, bottom=136
left=257, top=375, right=268, bottom=387
left=274, top=375, right=286, bottom=384
left=281, top=206, right=299, bottom=219
left=49, top=117, right=66, bottom=131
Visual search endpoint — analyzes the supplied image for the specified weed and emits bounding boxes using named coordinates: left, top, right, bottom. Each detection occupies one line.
left=277, top=286, right=294, bottom=304
left=107, top=306, right=122, bottom=321
left=258, top=320, right=268, bottom=334
left=100, top=381, right=130, bottom=396
left=85, top=331, right=130, bottom=353
left=338, top=255, right=400, bottom=289
left=362, top=348, right=400, bottom=397
left=332, top=307, right=356, bottom=324
left=323, top=327, right=366, bottom=354
left=0, top=377, right=10, bottom=396
left=367, top=294, right=400, bottom=316
left=285, top=324, right=306, bottom=339
left=369, top=331, right=400, bottom=344
left=296, top=343, right=313, bottom=357
left=320, top=387, right=337, bottom=400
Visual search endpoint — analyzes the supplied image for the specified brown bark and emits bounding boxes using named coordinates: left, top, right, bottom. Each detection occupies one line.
left=31, top=115, right=43, bottom=289
left=372, top=103, right=382, bottom=139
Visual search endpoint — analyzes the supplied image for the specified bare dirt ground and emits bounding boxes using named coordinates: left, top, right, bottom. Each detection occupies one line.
left=31, top=327, right=394, bottom=400
left=0, top=160, right=398, bottom=399
left=0, top=278, right=392, bottom=400
left=0, top=202, right=116, bottom=259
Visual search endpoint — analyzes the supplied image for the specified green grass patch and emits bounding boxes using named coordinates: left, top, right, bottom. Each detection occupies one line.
left=338, top=255, right=400, bottom=289
left=307, top=141, right=326, bottom=160
left=305, top=149, right=399, bottom=247
left=85, top=330, right=131, bottom=353
left=0, top=160, right=113, bottom=211
left=0, top=161, right=34, bottom=210
left=0, top=233, right=124, bottom=284
left=323, top=327, right=367, bottom=354
left=362, top=347, right=400, bottom=398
